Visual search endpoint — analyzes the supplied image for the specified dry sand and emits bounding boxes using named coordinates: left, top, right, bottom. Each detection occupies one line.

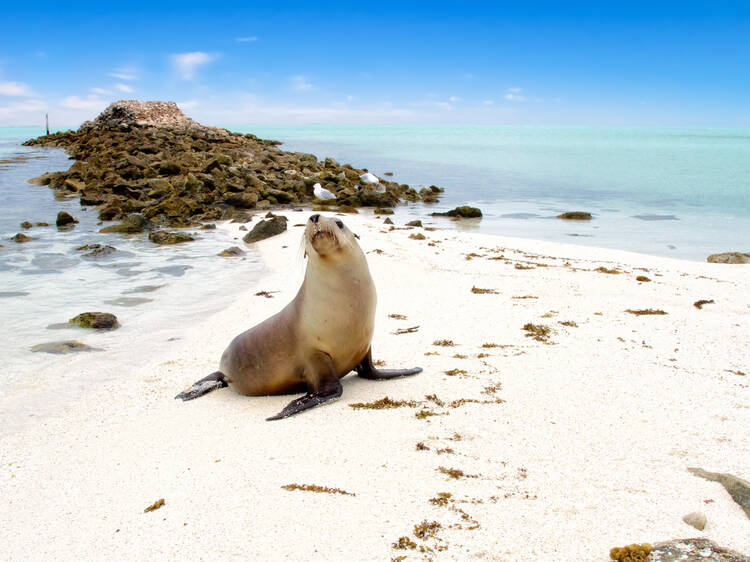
left=1, top=211, right=748, bottom=561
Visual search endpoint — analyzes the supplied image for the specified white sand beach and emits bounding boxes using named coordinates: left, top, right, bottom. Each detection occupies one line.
left=1, top=211, right=748, bottom=561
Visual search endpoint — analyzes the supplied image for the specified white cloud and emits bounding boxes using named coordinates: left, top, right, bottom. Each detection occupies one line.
left=483, top=100, right=494, bottom=106
left=172, top=52, right=214, bottom=80
left=448, top=96, right=460, bottom=103
left=108, top=66, right=138, bottom=81
left=291, top=75, right=314, bottom=92
left=236, top=36, right=258, bottom=42
left=176, top=100, right=198, bottom=110
left=115, top=83, right=134, bottom=93
left=61, top=95, right=108, bottom=111
left=0, top=100, right=47, bottom=125
left=0, top=81, right=33, bottom=96
left=90, top=87, right=113, bottom=95
left=505, top=87, right=526, bottom=102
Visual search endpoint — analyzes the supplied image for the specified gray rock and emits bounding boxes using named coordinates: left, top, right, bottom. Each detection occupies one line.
left=243, top=215, right=288, bottom=243
left=384, top=218, right=394, bottom=225
left=649, top=538, right=749, bottom=561
left=681, top=511, right=707, bottom=530
left=688, top=467, right=750, bottom=518
left=31, top=340, right=98, bottom=354
left=707, top=252, right=750, bottom=264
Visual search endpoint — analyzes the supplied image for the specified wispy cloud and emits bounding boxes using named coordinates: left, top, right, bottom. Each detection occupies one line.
left=90, top=87, right=113, bottom=95
left=483, top=99, right=494, bottom=106
left=108, top=66, right=138, bottom=81
left=61, top=95, right=108, bottom=111
left=0, top=99, right=46, bottom=119
left=171, top=52, right=214, bottom=80
left=290, top=75, right=315, bottom=92
left=448, top=96, right=461, bottom=103
left=115, top=83, right=134, bottom=93
left=505, top=87, right=526, bottom=102
left=0, top=81, right=33, bottom=97
left=236, top=36, right=258, bottom=42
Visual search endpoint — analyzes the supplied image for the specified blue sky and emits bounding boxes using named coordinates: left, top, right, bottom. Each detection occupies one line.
left=1, top=1, right=748, bottom=127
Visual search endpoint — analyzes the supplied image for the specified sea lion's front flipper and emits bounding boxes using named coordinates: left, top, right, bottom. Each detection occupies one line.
left=355, top=349, right=423, bottom=380
left=175, top=371, right=228, bottom=401
left=267, top=352, right=343, bottom=421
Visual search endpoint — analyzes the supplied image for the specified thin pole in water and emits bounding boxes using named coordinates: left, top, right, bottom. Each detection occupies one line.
left=45, top=113, right=49, bottom=135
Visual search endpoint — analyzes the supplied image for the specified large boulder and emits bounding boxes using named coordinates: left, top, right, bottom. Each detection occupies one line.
left=243, top=215, right=288, bottom=243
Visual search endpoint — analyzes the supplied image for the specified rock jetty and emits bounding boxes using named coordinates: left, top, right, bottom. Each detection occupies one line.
left=24, top=100, right=435, bottom=227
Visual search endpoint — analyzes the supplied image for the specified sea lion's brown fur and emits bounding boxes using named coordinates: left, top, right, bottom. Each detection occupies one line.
left=176, top=213, right=421, bottom=419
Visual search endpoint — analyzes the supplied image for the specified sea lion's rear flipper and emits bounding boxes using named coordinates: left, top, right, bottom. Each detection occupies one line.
left=175, top=371, right=228, bottom=401
left=355, top=349, right=423, bottom=380
left=267, top=352, right=343, bottom=420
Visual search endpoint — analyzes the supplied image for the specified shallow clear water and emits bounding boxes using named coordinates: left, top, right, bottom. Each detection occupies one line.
left=0, top=127, right=264, bottom=398
left=237, top=125, right=750, bottom=260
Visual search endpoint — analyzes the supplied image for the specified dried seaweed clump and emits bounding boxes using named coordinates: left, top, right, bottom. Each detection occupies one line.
left=281, top=483, right=355, bottom=496
left=471, top=286, right=498, bottom=294
left=596, top=266, right=621, bottom=274
left=444, top=368, right=467, bottom=376
left=438, top=466, right=467, bottom=479
left=635, top=275, right=651, bottom=282
left=609, top=543, right=652, bottom=561
left=693, top=299, right=714, bottom=309
left=392, top=536, right=417, bottom=550
left=144, top=498, right=165, bottom=513
left=349, top=397, right=418, bottom=410
left=625, top=309, right=667, bottom=316
left=522, top=323, right=552, bottom=342
left=433, top=339, right=455, bottom=347
left=413, top=520, right=442, bottom=540
left=429, top=492, right=453, bottom=507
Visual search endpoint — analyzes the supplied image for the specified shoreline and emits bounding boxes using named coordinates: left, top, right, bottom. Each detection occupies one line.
left=2, top=211, right=748, bottom=560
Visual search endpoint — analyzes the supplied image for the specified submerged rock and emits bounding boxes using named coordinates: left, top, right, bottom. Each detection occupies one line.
left=31, top=340, right=98, bottom=354
left=557, top=211, right=592, bottom=220
left=217, top=246, right=246, bottom=257
left=148, top=230, right=195, bottom=245
left=69, top=312, right=120, bottom=330
left=707, top=252, right=750, bottom=264
left=243, top=215, right=288, bottom=243
left=76, top=244, right=118, bottom=259
left=10, top=233, right=35, bottom=243
left=56, top=211, right=79, bottom=228
left=431, top=206, right=483, bottom=218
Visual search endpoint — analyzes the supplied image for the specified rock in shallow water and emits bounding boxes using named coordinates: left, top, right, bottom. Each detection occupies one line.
left=557, top=211, right=592, bottom=220
left=217, top=246, right=245, bottom=257
left=69, top=312, right=120, bottom=330
left=148, top=230, right=195, bottom=245
left=31, top=341, right=98, bottom=354
left=431, top=206, right=483, bottom=218
left=56, top=211, right=79, bottom=228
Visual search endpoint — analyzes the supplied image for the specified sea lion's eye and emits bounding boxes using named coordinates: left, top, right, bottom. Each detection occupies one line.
left=335, top=220, right=344, bottom=229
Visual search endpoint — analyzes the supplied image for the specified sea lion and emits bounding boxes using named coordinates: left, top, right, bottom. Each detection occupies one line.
left=176, top=213, right=422, bottom=420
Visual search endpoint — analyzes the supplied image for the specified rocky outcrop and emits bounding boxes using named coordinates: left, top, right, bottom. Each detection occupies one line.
left=707, top=252, right=750, bottom=264
left=24, top=100, right=436, bottom=228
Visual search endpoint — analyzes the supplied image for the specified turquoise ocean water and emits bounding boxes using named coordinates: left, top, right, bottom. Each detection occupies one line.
left=239, top=125, right=750, bottom=261
left=1, top=124, right=748, bottom=420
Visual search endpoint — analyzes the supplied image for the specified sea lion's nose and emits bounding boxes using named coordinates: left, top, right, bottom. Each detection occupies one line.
left=310, top=214, right=320, bottom=223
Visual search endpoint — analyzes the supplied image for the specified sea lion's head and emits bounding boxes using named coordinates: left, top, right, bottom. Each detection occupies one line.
left=304, top=214, right=358, bottom=258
